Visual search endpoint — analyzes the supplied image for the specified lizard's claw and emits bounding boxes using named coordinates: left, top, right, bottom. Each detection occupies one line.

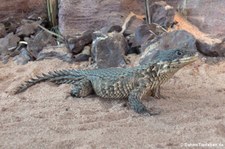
left=141, top=107, right=161, bottom=116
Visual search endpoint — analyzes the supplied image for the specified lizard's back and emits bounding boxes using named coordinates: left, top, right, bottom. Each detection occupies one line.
left=80, top=67, right=137, bottom=99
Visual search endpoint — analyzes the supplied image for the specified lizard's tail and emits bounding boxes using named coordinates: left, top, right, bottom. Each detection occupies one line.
left=14, top=70, right=84, bottom=94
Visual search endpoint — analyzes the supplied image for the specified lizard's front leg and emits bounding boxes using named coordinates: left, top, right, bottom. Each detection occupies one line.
left=128, top=83, right=160, bottom=115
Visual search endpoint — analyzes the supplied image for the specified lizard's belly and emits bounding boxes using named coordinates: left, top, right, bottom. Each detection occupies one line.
left=91, top=78, right=134, bottom=99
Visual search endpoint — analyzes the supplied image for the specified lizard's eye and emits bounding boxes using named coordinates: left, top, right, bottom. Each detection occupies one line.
left=176, top=50, right=182, bottom=56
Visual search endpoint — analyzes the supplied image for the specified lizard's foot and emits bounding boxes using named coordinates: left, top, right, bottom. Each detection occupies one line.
left=152, top=94, right=167, bottom=100
left=70, top=79, right=93, bottom=98
left=129, top=102, right=161, bottom=116
left=139, top=107, right=161, bottom=116
left=151, top=87, right=167, bottom=100
left=70, top=89, right=80, bottom=97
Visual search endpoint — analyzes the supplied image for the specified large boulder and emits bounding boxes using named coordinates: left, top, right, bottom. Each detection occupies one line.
left=91, top=31, right=128, bottom=68
left=139, top=30, right=197, bottom=65
left=58, top=0, right=144, bottom=36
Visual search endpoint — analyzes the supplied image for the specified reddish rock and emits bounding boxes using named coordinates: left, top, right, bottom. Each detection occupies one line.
left=0, top=0, right=45, bottom=21
left=166, top=0, right=225, bottom=38
left=58, top=0, right=145, bottom=36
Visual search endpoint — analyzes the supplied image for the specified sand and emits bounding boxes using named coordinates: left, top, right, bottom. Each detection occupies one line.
left=0, top=58, right=225, bottom=149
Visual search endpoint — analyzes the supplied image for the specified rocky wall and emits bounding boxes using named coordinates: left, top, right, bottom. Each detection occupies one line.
left=59, top=0, right=225, bottom=39
left=0, top=0, right=46, bottom=21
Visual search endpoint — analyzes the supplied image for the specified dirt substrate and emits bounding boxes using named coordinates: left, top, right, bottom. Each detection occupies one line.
left=0, top=58, right=225, bottom=148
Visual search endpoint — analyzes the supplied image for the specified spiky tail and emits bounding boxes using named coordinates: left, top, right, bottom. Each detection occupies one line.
left=14, top=69, right=84, bottom=94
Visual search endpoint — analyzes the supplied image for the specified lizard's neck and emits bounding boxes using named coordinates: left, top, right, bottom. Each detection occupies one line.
left=134, top=62, right=179, bottom=86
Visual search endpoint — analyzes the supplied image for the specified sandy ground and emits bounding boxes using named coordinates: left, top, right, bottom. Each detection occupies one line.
left=0, top=58, right=225, bottom=149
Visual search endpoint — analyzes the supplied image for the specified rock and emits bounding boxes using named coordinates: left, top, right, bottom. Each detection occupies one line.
left=139, top=30, right=196, bottom=65
left=91, top=31, right=128, bottom=68
left=82, top=46, right=91, bottom=55
left=0, top=32, right=20, bottom=51
left=13, top=48, right=32, bottom=65
left=66, top=30, right=93, bottom=54
left=0, top=23, right=6, bottom=38
left=149, top=1, right=175, bottom=29
left=135, top=24, right=166, bottom=48
left=16, top=21, right=39, bottom=37
left=166, top=0, right=225, bottom=38
left=75, top=46, right=91, bottom=62
left=196, top=38, right=225, bottom=57
left=126, top=23, right=166, bottom=54
left=173, top=13, right=225, bottom=57
left=58, top=0, right=144, bottom=36
left=123, top=15, right=144, bottom=36
left=75, top=54, right=90, bottom=62
left=100, top=25, right=122, bottom=34
left=27, top=30, right=56, bottom=59
left=37, top=46, right=73, bottom=62
left=0, top=0, right=46, bottom=21
left=0, top=32, right=20, bottom=63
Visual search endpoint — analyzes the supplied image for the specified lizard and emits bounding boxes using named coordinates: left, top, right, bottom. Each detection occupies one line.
left=14, top=48, right=198, bottom=115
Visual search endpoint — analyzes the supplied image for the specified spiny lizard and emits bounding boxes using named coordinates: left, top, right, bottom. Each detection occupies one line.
left=14, top=49, right=198, bottom=115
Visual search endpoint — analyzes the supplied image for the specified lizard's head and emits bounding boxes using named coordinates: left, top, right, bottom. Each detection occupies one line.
left=152, top=48, right=198, bottom=73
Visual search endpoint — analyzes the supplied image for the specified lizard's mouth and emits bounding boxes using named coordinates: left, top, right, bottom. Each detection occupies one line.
left=179, top=52, right=199, bottom=64
left=169, top=52, right=199, bottom=68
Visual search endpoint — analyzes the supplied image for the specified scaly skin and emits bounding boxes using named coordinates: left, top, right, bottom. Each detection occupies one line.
left=14, top=49, right=198, bottom=115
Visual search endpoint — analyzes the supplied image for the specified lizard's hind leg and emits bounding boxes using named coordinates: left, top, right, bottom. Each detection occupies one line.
left=71, top=79, right=93, bottom=97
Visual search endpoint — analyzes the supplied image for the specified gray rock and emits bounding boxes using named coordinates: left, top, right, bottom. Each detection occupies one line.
left=16, top=21, right=39, bottom=37
left=27, top=30, right=56, bottom=58
left=13, top=48, right=31, bottom=65
left=91, top=31, right=128, bottom=68
left=166, top=0, right=225, bottom=38
left=0, top=32, right=20, bottom=51
left=0, top=32, right=20, bottom=63
left=135, top=24, right=166, bottom=48
left=58, top=0, right=144, bottom=36
left=196, top=38, right=225, bottom=57
left=0, top=23, right=6, bottom=38
left=37, top=46, right=73, bottom=62
left=74, top=46, right=91, bottom=62
left=126, top=23, right=166, bottom=54
left=75, top=54, right=90, bottom=62
left=149, top=1, right=175, bottom=29
left=66, top=30, right=93, bottom=54
left=139, top=30, right=196, bottom=65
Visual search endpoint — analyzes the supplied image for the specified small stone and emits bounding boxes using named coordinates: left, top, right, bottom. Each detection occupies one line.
left=13, top=48, right=32, bottom=65
left=75, top=54, right=90, bottom=62
left=0, top=32, right=20, bottom=51
left=74, top=45, right=91, bottom=62
left=81, top=46, right=91, bottom=55
left=66, top=30, right=93, bottom=54
left=0, top=32, right=20, bottom=63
